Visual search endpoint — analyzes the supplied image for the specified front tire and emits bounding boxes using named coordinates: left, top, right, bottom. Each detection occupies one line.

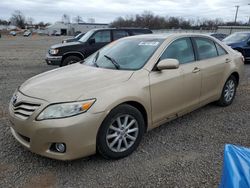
left=217, top=75, right=237, bottom=106
left=61, top=56, right=81, bottom=66
left=97, top=104, right=145, bottom=159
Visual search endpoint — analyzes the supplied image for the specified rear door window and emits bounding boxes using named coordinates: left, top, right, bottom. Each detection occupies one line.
left=113, top=30, right=129, bottom=40
left=194, top=38, right=218, bottom=60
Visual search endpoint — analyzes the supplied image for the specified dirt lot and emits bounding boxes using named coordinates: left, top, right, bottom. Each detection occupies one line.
left=0, top=36, right=250, bottom=188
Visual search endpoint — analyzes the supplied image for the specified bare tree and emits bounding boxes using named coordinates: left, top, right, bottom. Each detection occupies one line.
left=73, top=16, right=83, bottom=23
left=62, top=14, right=70, bottom=24
left=10, top=10, right=25, bottom=29
left=26, top=17, right=34, bottom=25
left=110, top=11, right=246, bottom=30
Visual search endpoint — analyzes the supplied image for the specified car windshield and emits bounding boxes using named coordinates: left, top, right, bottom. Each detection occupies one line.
left=84, top=38, right=163, bottom=70
left=223, top=33, right=250, bottom=43
left=78, top=30, right=95, bottom=42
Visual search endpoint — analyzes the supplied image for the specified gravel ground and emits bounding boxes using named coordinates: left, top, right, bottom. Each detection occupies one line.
left=0, top=36, right=250, bottom=188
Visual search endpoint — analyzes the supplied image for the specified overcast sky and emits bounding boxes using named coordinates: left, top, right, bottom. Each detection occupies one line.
left=0, top=0, right=250, bottom=24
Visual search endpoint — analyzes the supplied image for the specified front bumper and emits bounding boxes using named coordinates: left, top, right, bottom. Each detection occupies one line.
left=8, top=92, right=106, bottom=160
left=45, top=53, right=62, bottom=66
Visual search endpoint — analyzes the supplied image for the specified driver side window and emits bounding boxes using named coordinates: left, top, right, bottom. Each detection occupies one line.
left=160, top=37, right=195, bottom=64
left=90, top=30, right=111, bottom=43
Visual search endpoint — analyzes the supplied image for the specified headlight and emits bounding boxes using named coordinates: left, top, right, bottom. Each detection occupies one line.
left=49, top=48, right=59, bottom=55
left=62, top=40, right=66, bottom=43
left=37, top=99, right=96, bottom=120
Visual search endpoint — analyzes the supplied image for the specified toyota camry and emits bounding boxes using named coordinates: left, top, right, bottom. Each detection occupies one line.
left=9, top=34, right=244, bottom=160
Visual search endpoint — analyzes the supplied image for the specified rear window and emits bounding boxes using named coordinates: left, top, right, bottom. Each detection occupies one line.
left=223, top=33, right=250, bottom=43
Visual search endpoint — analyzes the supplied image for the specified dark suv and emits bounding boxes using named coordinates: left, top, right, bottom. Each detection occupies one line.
left=46, top=28, right=152, bottom=66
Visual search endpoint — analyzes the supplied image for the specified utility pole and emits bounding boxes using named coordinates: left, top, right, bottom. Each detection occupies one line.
left=248, top=4, right=250, bottom=25
left=234, top=5, right=239, bottom=24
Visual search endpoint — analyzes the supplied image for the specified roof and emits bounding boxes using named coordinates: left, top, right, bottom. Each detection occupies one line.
left=126, top=33, right=218, bottom=40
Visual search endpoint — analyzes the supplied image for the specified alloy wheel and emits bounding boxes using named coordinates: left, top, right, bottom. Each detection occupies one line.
left=106, top=114, right=139, bottom=152
left=224, top=79, right=235, bottom=103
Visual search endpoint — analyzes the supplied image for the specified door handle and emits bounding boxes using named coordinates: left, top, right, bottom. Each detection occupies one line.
left=192, top=67, right=200, bottom=73
left=225, top=58, right=231, bottom=63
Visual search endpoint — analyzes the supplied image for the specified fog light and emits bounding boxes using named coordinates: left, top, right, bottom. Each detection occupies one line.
left=55, top=143, right=66, bottom=153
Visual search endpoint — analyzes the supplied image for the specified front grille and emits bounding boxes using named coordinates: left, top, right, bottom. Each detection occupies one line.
left=12, top=102, right=40, bottom=120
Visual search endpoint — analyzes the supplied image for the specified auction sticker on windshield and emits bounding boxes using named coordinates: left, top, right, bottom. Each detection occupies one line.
left=138, top=41, right=159, bottom=46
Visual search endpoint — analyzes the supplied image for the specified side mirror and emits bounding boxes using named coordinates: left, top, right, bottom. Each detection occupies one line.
left=88, top=38, right=95, bottom=45
left=157, top=59, right=180, bottom=70
left=247, top=40, right=250, bottom=46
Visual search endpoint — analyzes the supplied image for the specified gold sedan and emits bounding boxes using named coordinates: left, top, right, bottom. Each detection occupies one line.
left=8, top=34, right=244, bottom=160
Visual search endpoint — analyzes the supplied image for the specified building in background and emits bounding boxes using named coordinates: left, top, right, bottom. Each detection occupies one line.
left=217, top=26, right=250, bottom=35
left=46, top=22, right=109, bottom=36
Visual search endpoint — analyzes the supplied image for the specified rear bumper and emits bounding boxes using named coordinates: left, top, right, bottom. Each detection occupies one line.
left=45, top=54, right=62, bottom=65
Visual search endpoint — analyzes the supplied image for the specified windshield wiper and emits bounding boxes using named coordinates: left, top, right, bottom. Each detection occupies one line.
left=92, top=51, right=99, bottom=67
left=104, top=55, right=120, bottom=69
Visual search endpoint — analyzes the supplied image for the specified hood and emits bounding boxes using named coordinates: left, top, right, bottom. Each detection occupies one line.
left=20, top=64, right=133, bottom=102
left=223, top=41, right=242, bottom=47
left=51, top=41, right=82, bottom=49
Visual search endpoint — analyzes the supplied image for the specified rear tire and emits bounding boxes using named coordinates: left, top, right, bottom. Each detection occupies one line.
left=217, top=75, right=237, bottom=107
left=97, top=104, right=145, bottom=159
left=61, top=56, right=81, bottom=66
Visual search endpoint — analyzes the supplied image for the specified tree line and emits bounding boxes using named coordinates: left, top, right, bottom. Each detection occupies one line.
left=0, top=10, right=50, bottom=29
left=110, top=11, right=249, bottom=30
left=0, top=10, right=90, bottom=29
left=1, top=10, right=249, bottom=30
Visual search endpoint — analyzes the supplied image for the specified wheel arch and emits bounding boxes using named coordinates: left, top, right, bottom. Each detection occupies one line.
left=230, top=71, right=240, bottom=86
left=62, top=51, right=85, bottom=63
left=122, top=101, right=148, bottom=132
left=98, top=100, right=149, bottom=134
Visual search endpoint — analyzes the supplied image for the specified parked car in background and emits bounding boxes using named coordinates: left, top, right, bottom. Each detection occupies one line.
left=208, top=33, right=228, bottom=41
left=10, top=34, right=244, bottom=160
left=9, top=31, right=16, bottom=36
left=23, top=30, right=32, bottom=37
left=223, top=32, right=250, bottom=62
left=51, top=31, right=61, bottom=36
left=46, top=28, right=153, bottom=66
left=62, top=32, right=85, bottom=43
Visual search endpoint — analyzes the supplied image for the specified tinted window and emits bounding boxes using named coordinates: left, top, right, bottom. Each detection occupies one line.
left=131, top=29, right=152, bottom=35
left=79, top=30, right=95, bottom=42
left=90, top=30, right=111, bottom=43
left=215, top=43, right=227, bottom=56
left=113, top=30, right=129, bottom=40
left=160, top=38, right=195, bottom=64
left=195, top=38, right=218, bottom=60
